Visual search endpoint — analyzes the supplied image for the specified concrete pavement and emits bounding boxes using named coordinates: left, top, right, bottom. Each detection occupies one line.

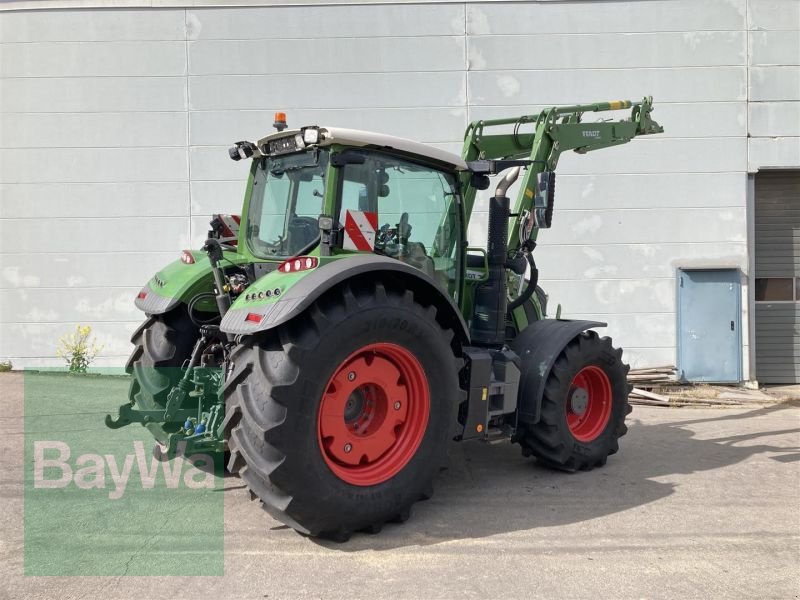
left=1, top=372, right=798, bottom=599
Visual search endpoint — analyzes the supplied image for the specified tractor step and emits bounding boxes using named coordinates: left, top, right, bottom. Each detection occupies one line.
left=484, top=425, right=515, bottom=443
left=459, top=347, right=521, bottom=441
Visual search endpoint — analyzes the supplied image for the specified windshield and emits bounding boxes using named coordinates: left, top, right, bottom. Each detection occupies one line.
left=247, top=149, right=328, bottom=259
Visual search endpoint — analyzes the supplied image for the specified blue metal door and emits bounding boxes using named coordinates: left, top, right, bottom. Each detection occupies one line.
left=677, top=269, right=742, bottom=383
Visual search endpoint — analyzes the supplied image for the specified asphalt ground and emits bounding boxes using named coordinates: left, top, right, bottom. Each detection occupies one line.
left=1, top=372, right=798, bottom=599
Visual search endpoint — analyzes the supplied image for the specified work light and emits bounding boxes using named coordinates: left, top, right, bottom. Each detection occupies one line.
left=302, top=127, right=320, bottom=145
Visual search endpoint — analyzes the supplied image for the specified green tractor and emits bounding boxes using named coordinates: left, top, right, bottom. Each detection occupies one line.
left=108, top=98, right=663, bottom=540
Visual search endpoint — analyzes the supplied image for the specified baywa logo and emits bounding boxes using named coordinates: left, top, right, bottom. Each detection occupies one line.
left=33, top=440, right=215, bottom=500
left=24, top=370, right=223, bottom=576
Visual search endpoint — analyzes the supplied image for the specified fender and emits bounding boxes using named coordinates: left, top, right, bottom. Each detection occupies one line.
left=509, top=318, right=606, bottom=424
left=221, top=254, right=470, bottom=342
left=133, top=250, right=250, bottom=315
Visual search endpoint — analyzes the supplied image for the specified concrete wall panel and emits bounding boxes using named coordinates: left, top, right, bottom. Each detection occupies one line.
left=749, top=137, right=800, bottom=169
left=189, top=107, right=468, bottom=146
left=539, top=278, right=676, bottom=315
left=468, top=32, right=746, bottom=71
left=189, top=72, right=467, bottom=110
left=524, top=207, right=747, bottom=246
left=1, top=76, right=187, bottom=112
left=748, top=0, right=800, bottom=31
left=533, top=242, right=748, bottom=280
left=0, top=288, right=141, bottom=323
left=189, top=36, right=465, bottom=75
left=0, top=182, right=189, bottom=218
left=190, top=180, right=246, bottom=215
left=750, top=67, right=800, bottom=101
left=189, top=146, right=246, bottom=181
left=750, top=102, right=800, bottom=136
left=548, top=172, right=747, bottom=210
left=559, top=313, right=677, bottom=349
left=2, top=112, right=187, bottom=148
left=750, top=31, right=800, bottom=66
left=0, top=9, right=185, bottom=42
left=553, top=138, right=748, bottom=175
left=1, top=41, right=186, bottom=77
left=0, top=252, right=178, bottom=289
left=0, top=218, right=189, bottom=254
left=186, top=4, right=465, bottom=39
left=0, top=147, right=188, bottom=184
left=468, top=67, right=747, bottom=105
left=467, top=1, right=746, bottom=34
left=616, top=347, right=677, bottom=370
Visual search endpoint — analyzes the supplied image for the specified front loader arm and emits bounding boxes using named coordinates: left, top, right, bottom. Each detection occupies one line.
left=460, top=97, right=663, bottom=252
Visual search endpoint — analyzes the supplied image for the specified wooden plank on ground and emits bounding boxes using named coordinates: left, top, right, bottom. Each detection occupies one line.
left=630, top=387, right=670, bottom=403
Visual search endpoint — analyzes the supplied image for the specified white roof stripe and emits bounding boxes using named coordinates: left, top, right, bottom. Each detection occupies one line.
left=256, top=126, right=468, bottom=170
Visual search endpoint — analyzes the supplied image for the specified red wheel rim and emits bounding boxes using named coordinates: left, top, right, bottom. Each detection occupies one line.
left=317, top=343, right=430, bottom=486
left=566, top=366, right=612, bottom=442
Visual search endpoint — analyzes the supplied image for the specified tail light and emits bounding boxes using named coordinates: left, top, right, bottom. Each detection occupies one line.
left=181, top=250, right=195, bottom=264
left=278, top=256, right=318, bottom=273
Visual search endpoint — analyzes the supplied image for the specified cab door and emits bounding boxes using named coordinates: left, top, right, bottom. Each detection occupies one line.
left=336, top=151, right=463, bottom=301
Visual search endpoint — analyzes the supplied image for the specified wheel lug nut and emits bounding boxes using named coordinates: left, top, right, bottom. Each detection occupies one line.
left=393, top=401, right=401, bottom=410
left=344, top=443, right=352, bottom=453
left=347, top=371, right=356, bottom=381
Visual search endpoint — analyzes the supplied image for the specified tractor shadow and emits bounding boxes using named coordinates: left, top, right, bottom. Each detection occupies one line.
left=315, top=401, right=800, bottom=551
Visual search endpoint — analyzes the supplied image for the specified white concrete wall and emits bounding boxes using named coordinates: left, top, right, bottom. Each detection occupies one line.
left=748, top=0, right=800, bottom=170
left=465, top=0, right=753, bottom=373
left=1, top=0, right=798, bottom=375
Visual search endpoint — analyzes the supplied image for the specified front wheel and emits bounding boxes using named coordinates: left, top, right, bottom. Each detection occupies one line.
left=223, top=280, right=461, bottom=540
left=515, top=331, right=631, bottom=471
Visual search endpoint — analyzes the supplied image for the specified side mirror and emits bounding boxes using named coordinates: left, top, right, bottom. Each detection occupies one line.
left=532, top=171, right=555, bottom=229
left=470, top=172, right=491, bottom=191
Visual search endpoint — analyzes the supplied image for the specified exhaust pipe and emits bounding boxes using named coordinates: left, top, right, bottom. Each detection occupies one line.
left=470, top=167, right=520, bottom=346
left=495, top=166, right=520, bottom=198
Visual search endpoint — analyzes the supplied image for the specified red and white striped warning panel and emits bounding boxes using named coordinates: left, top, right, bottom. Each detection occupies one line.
left=214, top=214, right=241, bottom=245
left=343, top=210, right=378, bottom=252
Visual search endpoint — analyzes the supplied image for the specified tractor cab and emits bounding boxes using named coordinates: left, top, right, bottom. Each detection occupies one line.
left=236, top=125, right=468, bottom=298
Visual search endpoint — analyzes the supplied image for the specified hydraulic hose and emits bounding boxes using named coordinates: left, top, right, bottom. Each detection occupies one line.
left=187, top=292, right=221, bottom=327
left=507, top=252, right=538, bottom=311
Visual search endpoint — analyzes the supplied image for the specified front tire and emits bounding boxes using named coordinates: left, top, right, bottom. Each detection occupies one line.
left=515, top=331, right=631, bottom=471
left=223, top=280, right=460, bottom=539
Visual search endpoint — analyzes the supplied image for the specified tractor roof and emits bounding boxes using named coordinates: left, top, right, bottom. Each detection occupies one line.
left=256, top=127, right=468, bottom=171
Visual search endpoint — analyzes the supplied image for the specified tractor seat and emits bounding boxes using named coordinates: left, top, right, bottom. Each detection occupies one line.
left=288, top=216, right=319, bottom=250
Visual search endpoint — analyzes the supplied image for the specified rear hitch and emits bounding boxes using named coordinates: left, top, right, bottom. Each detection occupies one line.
left=105, top=326, right=227, bottom=456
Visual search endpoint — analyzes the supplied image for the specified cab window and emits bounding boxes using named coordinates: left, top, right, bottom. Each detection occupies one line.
left=338, top=152, right=461, bottom=297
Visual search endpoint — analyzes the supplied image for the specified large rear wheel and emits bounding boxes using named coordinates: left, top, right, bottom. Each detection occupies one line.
left=223, top=281, right=460, bottom=540
left=515, top=331, right=631, bottom=471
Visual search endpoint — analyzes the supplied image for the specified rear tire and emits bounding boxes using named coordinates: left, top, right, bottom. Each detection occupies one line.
left=125, top=308, right=198, bottom=443
left=515, top=331, right=632, bottom=471
left=223, top=280, right=460, bottom=540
